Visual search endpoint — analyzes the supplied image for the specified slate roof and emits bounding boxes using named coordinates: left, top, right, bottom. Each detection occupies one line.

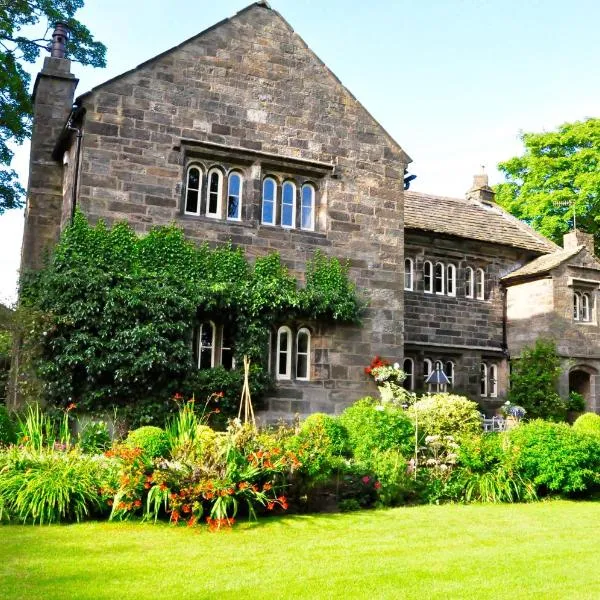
left=501, top=246, right=589, bottom=282
left=404, top=191, right=559, bottom=254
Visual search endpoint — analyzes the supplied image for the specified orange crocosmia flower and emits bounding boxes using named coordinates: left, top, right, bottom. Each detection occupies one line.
left=133, top=499, right=142, bottom=508
left=267, top=502, right=275, bottom=510
left=182, top=505, right=191, bottom=513
left=187, top=516, right=196, bottom=528
left=160, top=483, right=168, bottom=491
left=277, top=496, right=287, bottom=503
left=238, top=482, right=249, bottom=490
left=263, top=482, right=272, bottom=491
left=171, top=510, right=180, bottom=523
left=144, top=483, right=151, bottom=489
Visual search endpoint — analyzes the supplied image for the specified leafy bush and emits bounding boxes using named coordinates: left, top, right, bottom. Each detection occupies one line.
left=78, top=420, right=111, bottom=454
left=290, top=413, right=349, bottom=481
left=573, top=412, right=600, bottom=438
left=508, top=339, right=567, bottom=421
left=367, top=450, right=415, bottom=506
left=0, top=404, right=16, bottom=445
left=126, top=426, right=169, bottom=459
left=0, top=447, right=112, bottom=524
left=567, top=391, right=586, bottom=413
left=409, top=394, right=482, bottom=439
left=508, top=420, right=600, bottom=495
left=340, top=397, right=414, bottom=461
left=453, top=434, right=536, bottom=503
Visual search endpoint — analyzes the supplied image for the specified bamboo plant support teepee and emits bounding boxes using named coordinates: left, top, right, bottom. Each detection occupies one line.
left=238, top=355, right=256, bottom=427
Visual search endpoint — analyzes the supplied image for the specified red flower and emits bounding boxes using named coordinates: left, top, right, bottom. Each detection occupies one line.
left=66, top=403, right=76, bottom=412
left=133, top=499, right=142, bottom=508
left=374, top=481, right=382, bottom=490
left=267, top=502, right=275, bottom=510
left=173, top=392, right=184, bottom=400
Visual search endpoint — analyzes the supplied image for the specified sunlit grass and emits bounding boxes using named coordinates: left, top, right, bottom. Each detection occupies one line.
left=1, top=501, right=599, bottom=599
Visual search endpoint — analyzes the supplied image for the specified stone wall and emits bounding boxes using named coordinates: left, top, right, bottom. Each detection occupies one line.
left=64, top=4, right=407, bottom=417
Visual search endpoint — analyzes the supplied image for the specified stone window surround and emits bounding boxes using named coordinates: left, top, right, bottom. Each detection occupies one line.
left=568, top=278, right=599, bottom=324
left=261, top=176, right=318, bottom=231
left=177, top=139, right=333, bottom=231
left=403, top=357, right=414, bottom=390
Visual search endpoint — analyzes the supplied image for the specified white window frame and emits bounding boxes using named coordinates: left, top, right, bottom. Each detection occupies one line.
left=423, top=358, right=432, bottom=383
left=206, top=168, right=223, bottom=218
left=489, top=364, right=498, bottom=398
left=403, top=358, right=414, bottom=390
left=476, top=268, right=485, bottom=300
left=480, top=362, right=488, bottom=397
left=404, top=258, right=414, bottom=291
left=423, top=261, right=433, bottom=294
left=261, top=177, right=277, bottom=225
left=184, top=165, right=202, bottom=216
left=447, top=264, right=456, bottom=297
left=281, top=180, right=296, bottom=229
left=197, top=321, right=216, bottom=369
left=226, top=171, right=243, bottom=221
left=465, top=266, right=474, bottom=298
left=573, top=292, right=581, bottom=321
left=435, top=262, right=445, bottom=295
left=295, top=327, right=311, bottom=381
left=300, top=183, right=315, bottom=231
left=276, top=326, right=292, bottom=380
left=445, top=361, right=454, bottom=388
left=581, top=293, right=591, bottom=322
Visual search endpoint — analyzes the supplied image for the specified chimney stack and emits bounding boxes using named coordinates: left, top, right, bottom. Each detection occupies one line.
left=50, top=22, right=69, bottom=59
left=563, top=230, right=595, bottom=256
left=466, top=167, right=495, bottom=204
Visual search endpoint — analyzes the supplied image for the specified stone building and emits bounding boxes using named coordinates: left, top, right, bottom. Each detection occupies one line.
left=17, top=2, right=600, bottom=416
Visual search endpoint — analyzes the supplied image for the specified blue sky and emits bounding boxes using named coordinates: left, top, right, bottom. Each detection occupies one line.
left=1, top=0, right=599, bottom=303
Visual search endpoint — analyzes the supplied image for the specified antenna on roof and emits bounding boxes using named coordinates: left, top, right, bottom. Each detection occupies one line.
left=553, top=198, right=576, bottom=232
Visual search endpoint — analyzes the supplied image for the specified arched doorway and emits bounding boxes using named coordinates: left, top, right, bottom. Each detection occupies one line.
left=569, top=366, right=597, bottom=412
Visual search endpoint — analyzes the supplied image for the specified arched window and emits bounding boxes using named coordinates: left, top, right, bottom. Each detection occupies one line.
left=227, top=172, right=242, bottom=221
left=221, top=324, right=235, bottom=370
left=300, top=184, right=315, bottom=231
left=465, top=267, right=474, bottom=298
left=404, top=258, right=414, bottom=291
left=423, top=358, right=432, bottom=384
left=206, top=168, right=223, bottom=218
left=573, top=292, right=581, bottom=321
left=480, top=363, right=488, bottom=397
left=276, top=326, right=292, bottom=380
left=476, top=268, right=485, bottom=300
left=197, top=321, right=216, bottom=369
left=581, top=293, right=591, bottom=322
left=435, top=262, right=445, bottom=295
left=423, top=261, right=433, bottom=293
left=281, top=181, right=296, bottom=228
left=403, top=358, right=414, bottom=390
left=489, top=364, right=498, bottom=397
left=296, top=328, right=311, bottom=380
left=262, top=177, right=276, bottom=225
left=445, top=361, right=454, bottom=388
left=447, top=264, right=456, bottom=296
left=185, top=165, right=202, bottom=215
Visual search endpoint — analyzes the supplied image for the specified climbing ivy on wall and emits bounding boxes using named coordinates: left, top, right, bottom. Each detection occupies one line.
left=19, top=212, right=363, bottom=425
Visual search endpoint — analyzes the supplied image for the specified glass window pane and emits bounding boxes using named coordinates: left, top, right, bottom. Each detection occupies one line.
left=282, top=182, right=295, bottom=227
left=301, top=185, right=314, bottom=230
left=296, top=355, right=308, bottom=379
left=188, top=168, right=199, bottom=190
left=185, top=190, right=198, bottom=214
left=297, top=331, right=308, bottom=353
left=227, top=173, right=241, bottom=220
left=278, top=330, right=289, bottom=376
left=208, top=172, right=220, bottom=215
left=262, top=179, right=275, bottom=224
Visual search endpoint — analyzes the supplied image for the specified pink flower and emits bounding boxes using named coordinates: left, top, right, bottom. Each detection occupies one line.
left=362, top=476, right=370, bottom=484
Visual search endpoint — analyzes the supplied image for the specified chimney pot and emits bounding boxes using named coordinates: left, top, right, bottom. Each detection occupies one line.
left=50, top=22, right=69, bottom=59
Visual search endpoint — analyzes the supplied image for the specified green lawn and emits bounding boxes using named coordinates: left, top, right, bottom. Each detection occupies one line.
left=1, top=501, right=599, bottom=599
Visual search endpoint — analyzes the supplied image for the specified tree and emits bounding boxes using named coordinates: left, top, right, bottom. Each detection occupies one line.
left=495, top=118, right=600, bottom=251
left=0, top=1, right=106, bottom=214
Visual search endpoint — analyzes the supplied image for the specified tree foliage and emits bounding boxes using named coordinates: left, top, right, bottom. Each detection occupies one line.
left=508, top=339, right=567, bottom=421
left=0, top=0, right=106, bottom=213
left=20, top=213, right=362, bottom=425
left=495, top=118, right=600, bottom=250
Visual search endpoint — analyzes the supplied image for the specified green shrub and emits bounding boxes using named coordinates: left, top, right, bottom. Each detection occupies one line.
left=508, top=339, right=567, bottom=420
left=409, top=394, right=482, bottom=439
left=567, top=391, right=586, bottom=413
left=508, top=420, right=600, bottom=495
left=290, top=413, right=349, bottom=481
left=368, top=450, right=415, bottom=507
left=340, top=397, right=414, bottom=461
left=454, top=434, right=536, bottom=503
left=78, top=420, right=111, bottom=454
left=0, top=447, right=110, bottom=524
left=573, top=412, right=600, bottom=438
left=0, top=405, right=16, bottom=445
left=126, top=426, right=169, bottom=459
